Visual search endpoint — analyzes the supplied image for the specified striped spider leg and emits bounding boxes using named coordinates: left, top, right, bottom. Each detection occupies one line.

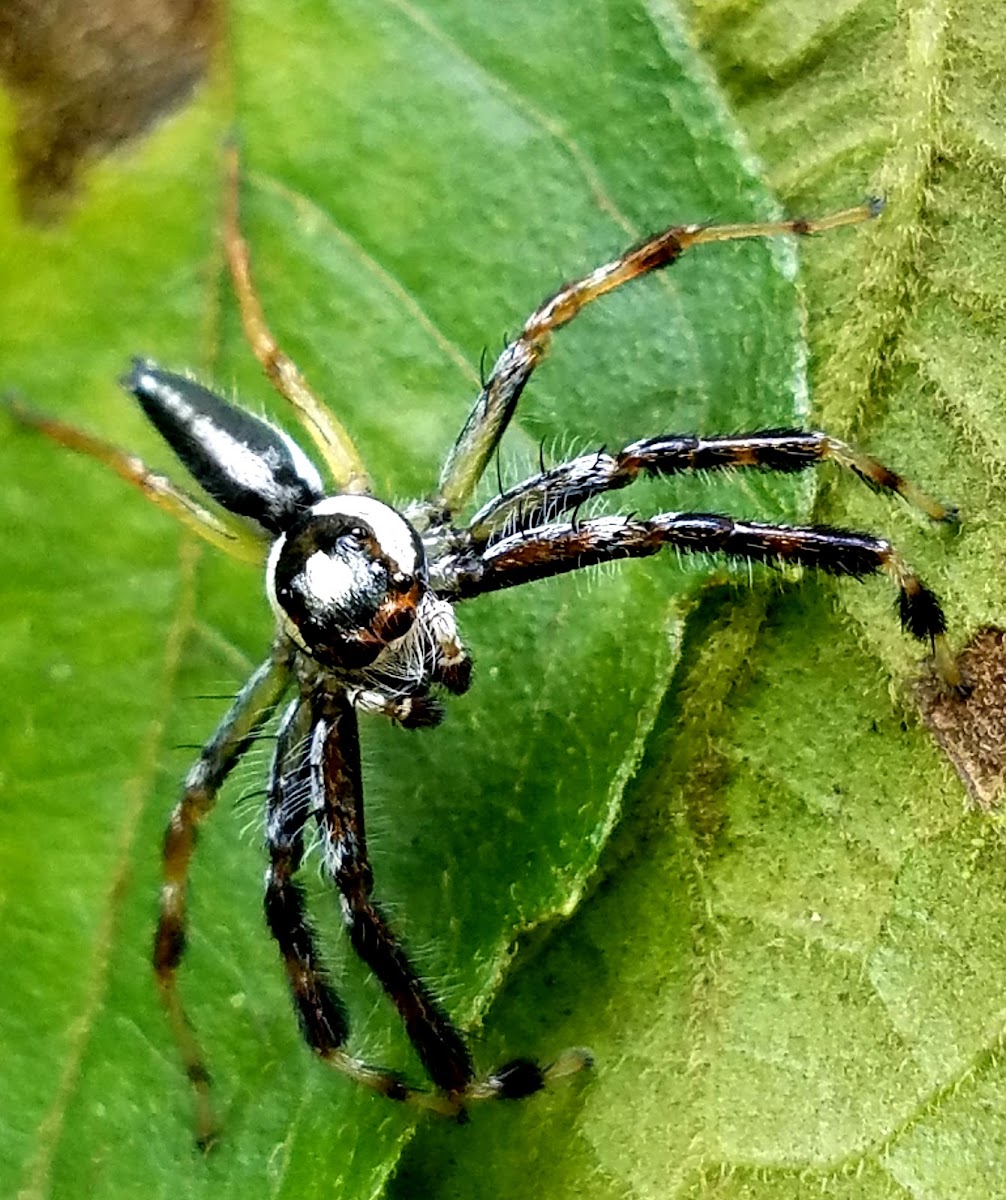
left=449, top=431, right=961, bottom=686
left=4, top=163, right=962, bottom=1146
left=438, top=509, right=958, bottom=688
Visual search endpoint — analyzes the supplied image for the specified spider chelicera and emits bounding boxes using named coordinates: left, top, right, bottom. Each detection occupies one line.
left=8, top=149, right=962, bottom=1146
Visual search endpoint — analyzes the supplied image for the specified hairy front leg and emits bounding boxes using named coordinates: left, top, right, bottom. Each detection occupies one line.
left=438, top=512, right=962, bottom=690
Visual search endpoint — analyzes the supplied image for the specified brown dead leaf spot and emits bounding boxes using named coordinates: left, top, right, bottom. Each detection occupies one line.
left=919, top=626, right=1006, bottom=810
left=0, top=0, right=218, bottom=221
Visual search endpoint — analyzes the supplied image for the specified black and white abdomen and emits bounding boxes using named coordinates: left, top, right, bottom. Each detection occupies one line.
left=126, top=359, right=326, bottom=533
left=266, top=495, right=430, bottom=671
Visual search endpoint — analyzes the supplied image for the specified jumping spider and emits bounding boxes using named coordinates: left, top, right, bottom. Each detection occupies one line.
left=7, top=149, right=961, bottom=1146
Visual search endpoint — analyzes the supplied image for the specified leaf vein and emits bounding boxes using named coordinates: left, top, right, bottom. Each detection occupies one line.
left=15, top=538, right=201, bottom=1200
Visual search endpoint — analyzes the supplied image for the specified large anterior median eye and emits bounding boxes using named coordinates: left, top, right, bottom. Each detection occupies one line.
left=266, top=496, right=427, bottom=669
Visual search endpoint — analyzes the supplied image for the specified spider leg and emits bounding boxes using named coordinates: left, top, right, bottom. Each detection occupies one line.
left=467, top=430, right=956, bottom=544
left=437, top=512, right=963, bottom=691
left=265, top=693, right=469, bottom=1114
left=221, top=143, right=371, bottom=495
left=299, top=689, right=590, bottom=1112
left=2, top=395, right=265, bottom=563
left=310, top=690, right=476, bottom=1102
left=155, top=646, right=293, bottom=1147
left=433, top=200, right=882, bottom=518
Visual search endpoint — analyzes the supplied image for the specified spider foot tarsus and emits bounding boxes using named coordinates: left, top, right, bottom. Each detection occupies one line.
left=481, top=1047, right=595, bottom=1101
left=421, top=1047, right=595, bottom=1117
left=838, top=441, right=957, bottom=525
left=313, top=1044, right=592, bottom=1118
left=895, top=579, right=969, bottom=697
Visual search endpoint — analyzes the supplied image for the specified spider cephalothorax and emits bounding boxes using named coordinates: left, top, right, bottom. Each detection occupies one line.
left=267, top=496, right=428, bottom=668
left=268, top=494, right=470, bottom=728
left=7, top=148, right=962, bottom=1147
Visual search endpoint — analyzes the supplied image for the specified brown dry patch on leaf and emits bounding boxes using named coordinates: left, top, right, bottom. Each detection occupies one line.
left=0, top=0, right=217, bottom=220
left=920, top=627, right=1006, bottom=809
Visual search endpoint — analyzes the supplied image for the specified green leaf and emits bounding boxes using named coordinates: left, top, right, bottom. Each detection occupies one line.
left=3, top=1, right=1000, bottom=1199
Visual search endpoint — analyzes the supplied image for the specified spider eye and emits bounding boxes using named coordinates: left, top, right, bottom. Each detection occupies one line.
left=267, top=497, right=426, bottom=669
left=339, top=526, right=367, bottom=547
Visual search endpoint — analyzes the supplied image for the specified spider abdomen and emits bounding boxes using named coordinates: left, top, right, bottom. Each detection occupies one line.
left=125, top=359, right=325, bottom=533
